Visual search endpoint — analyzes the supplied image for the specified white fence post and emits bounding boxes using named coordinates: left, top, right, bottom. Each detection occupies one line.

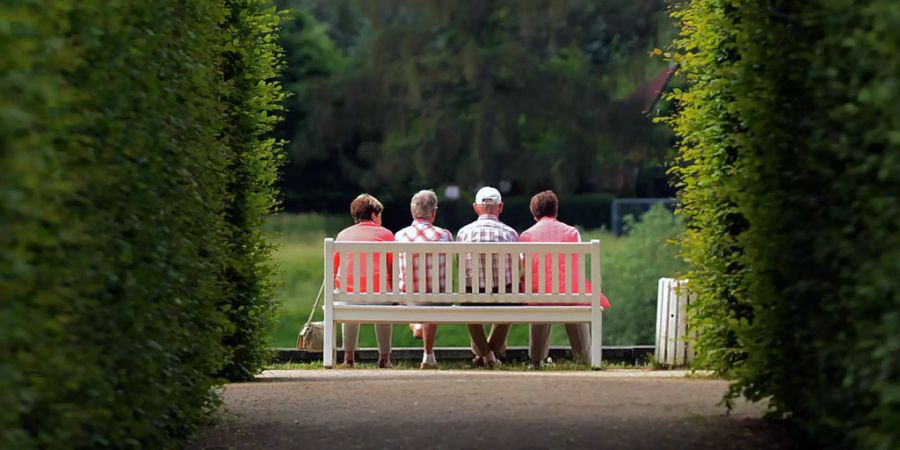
left=655, top=278, right=694, bottom=367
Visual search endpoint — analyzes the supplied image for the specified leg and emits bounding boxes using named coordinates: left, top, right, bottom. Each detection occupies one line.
left=565, top=323, right=591, bottom=363
left=467, top=324, right=491, bottom=357
left=342, top=323, right=359, bottom=365
left=423, top=323, right=438, bottom=354
left=529, top=323, right=552, bottom=363
left=487, top=323, right=512, bottom=356
left=324, top=319, right=335, bottom=368
left=375, top=323, right=393, bottom=368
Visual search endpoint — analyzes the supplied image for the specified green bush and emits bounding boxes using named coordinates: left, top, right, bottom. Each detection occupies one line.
left=1, top=0, right=284, bottom=447
left=593, top=205, right=686, bottom=345
left=217, top=0, right=287, bottom=382
left=667, top=0, right=900, bottom=447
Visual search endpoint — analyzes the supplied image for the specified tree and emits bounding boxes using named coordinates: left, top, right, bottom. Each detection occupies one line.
left=276, top=0, right=675, bottom=209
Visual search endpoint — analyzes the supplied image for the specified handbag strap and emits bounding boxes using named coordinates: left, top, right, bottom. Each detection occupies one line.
left=303, top=280, right=325, bottom=326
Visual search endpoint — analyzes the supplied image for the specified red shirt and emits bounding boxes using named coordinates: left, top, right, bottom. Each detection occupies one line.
left=333, top=221, right=394, bottom=293
left=519, top=217, right=611, bottom=308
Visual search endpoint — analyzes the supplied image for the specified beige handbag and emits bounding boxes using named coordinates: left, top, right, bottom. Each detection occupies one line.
left=296, top=281, right=325, bottom=352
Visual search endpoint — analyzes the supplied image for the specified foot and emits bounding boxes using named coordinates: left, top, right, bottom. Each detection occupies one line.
left=377, top=355, right=393, bottom=369
left=340, top=360, right=355, bottom=369
left=528, top=360, right=543, bottom=370
left=471, top=355, right=485, bottom=367
left=419, top=361, right=439, bottom=370
left=409, top=323, right=423, bottom=340
left=484, top=352, right=501, bottom=369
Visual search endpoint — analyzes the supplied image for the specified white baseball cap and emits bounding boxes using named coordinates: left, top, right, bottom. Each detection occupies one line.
left=475, top=186, right=502, bottom=204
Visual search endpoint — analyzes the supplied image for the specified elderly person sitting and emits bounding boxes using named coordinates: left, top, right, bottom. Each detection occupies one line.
left=520, top=190, right=612, bottom=369
left=456, top=186, right=518, bottom=368
left=395, top=190, right=453, bottom=369
left=333, top=193, right=394, bottom=368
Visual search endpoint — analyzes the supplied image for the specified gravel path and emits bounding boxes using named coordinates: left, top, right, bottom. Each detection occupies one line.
left=191, top=370, right=800, bottom=450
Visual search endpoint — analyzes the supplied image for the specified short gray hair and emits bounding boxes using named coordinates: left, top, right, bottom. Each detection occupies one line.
left=410, top=190, right=438, bottom=219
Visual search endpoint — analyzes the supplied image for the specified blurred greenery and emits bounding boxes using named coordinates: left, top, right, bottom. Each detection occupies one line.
left=274, top=0, right=677, bottom=212
left=267, top=205, right=684, bottom=348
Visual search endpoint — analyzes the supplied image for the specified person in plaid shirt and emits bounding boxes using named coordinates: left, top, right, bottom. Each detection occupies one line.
left=394, top=190, right=452, bottom=369
left=456, top=186, right=518, bottom=368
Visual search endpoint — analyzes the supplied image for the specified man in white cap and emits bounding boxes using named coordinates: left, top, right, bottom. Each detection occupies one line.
left=456, top=186, right=519, bottom=367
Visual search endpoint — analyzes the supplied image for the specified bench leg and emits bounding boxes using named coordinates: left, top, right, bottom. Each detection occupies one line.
left=591, top=308, right=603, bottom=369
left=324, top=319, right=334, bottom=369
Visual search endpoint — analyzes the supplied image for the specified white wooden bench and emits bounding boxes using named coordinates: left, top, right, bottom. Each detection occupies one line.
left=323, top=238, right=605, bottom=368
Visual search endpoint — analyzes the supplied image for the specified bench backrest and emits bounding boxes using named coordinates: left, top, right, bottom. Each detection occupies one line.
left=324, top=239, right=602, bottom=305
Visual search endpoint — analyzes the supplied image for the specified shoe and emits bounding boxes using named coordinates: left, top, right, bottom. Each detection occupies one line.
left=409, top=323, right=423, bottom=340
left=377, top=356, right=393, bottom=369
left=472, top=356, right=485, bottom=367
left=419, top=361, right=439, bottom=370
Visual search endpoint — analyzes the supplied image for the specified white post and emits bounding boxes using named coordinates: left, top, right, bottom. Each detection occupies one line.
left=655, top=278, right=694, bottom=367
left=323, top=238, right=335, bottom=368
left=590, top=240, right=603, bottom=369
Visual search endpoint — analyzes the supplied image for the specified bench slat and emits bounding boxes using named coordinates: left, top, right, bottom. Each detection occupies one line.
left=458, top=251, right=465, bottom=294
left=538, top=251, right=546, bottom=294
left=552, top=252, right=560, bottom=294
left=333, top=304, right=593, bottom=324
left=332, top=292, right=592, bottom=303
left=366, top=250, right=374, bottom=293
left=472, top=251, right=480, bottom=292
left=578, top=251, right=586, bottom=294
left=525, top=251, right=533, bottom=294
left=353, top=252, right=361, bottom=293
left=485, top=252, right=493, bottom=293
left=417, top=250, right=426, bottom=294
left=333, top=241, right=591, bottom=254
left=444, top=252, right=452, bottom=294
left=392, top=250, right=399, bottom=294
left=339, top=250, right=348, bottom=293
left=379, top=250, right=387, bottom=294
left=511, top=252, right=519, bottom=294
left=430, top=252, right=439, bottom=294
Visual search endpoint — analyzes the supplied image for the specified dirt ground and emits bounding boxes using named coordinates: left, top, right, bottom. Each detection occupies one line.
left=190, top=370, right=801, bottom=450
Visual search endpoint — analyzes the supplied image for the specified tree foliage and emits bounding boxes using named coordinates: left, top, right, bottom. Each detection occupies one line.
left=667, top=0, right=900, bottom=447
left=1, top=0, right=284, bottom=446
left=276, top=0, right=675, bottom=211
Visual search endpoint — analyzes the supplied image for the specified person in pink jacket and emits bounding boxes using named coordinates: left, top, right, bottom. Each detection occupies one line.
left=333, top=194, right=394, bottom=368
left=519, top=190, right=611, bottom=369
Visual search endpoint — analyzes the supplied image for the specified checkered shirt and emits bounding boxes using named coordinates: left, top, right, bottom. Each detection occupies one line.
left=456, top=214, right=519, bottom=288
left=394, top=219, right=453, bottom=293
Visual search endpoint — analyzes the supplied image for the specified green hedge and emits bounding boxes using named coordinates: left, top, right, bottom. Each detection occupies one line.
left=1, top=1, right=283, bottom=447
left=667, top=0, right=900, bottom=448
left=217, top=0, right=286, bottom=381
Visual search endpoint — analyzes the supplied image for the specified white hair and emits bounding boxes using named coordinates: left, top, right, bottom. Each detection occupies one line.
left=410, top=190, right=438, bottom=219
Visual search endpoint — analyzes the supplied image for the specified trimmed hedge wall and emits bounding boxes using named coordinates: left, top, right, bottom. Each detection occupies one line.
left=1, top=1, right=283, bottom=447
left=668, top=0, right=900, bottom=448
left=218, top=0, right=287, bottom=381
